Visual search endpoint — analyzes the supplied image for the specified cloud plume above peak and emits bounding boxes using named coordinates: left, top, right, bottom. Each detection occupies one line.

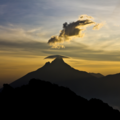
left=45, top=55, right=69, bottom=59
left=48, top=14, right=104, bottom=48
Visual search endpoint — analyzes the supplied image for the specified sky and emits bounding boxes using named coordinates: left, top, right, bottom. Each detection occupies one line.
left=1, top=0, right=120, bottom=86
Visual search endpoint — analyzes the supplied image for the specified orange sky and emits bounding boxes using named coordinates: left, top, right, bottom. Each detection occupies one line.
left=1, top=55, right=120, bottom=88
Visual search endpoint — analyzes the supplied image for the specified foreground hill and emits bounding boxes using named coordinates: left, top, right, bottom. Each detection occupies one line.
left=1, top=78, right=120, bottom=119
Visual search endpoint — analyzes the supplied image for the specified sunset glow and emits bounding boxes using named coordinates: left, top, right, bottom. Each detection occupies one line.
left=1, top=0, right=120, bottom=87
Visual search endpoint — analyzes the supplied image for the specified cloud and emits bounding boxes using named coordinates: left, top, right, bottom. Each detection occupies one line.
left=2, top=39, right=120, bottom=61
left=0, top=25, right=52, bottom=43
left=45, top=55, right=69, bottom=59
left=93, top=22, right=105, bottom=30
left=0, top=40, right=50, bottom=57
left=43, top=41, right=120, bottom=61
left=48, top=14, right=104, bottom=48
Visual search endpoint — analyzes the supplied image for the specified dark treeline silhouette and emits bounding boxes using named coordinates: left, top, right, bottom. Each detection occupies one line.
left=0, top=78, right=120, bottom=119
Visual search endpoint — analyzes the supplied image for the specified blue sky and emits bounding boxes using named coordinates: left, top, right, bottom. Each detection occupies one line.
left=0, top=0, right=119, bottom=27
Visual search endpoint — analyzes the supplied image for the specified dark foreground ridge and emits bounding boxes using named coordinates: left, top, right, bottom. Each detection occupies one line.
left=1, top=79, right=120, bottom=119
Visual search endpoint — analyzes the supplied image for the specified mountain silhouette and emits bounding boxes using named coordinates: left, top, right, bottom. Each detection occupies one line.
left=99, top=73, right=120, bottom=96
left=4, top=56, right=120, bottom=110
left=10, top=57, right=96, bottom=88
left=89, top=73, right=104, bottom=78
left=1, top=78, right=120, bottom=119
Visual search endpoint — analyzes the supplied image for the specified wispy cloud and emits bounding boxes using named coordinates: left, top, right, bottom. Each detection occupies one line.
left=0, top=25, right=51, bottom=42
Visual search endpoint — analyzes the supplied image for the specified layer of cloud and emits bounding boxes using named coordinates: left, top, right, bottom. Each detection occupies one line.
left=44, top=41, right=120, bottom=61
left=0, top=24, right=120, bottom=61
left=1, top=39, right=120, bottom=61
left=0, top=25, right=51, bottom=42
left=45, top=55, right=69, bottom=59
left=48, top=15, right=104, bottom=48
left=0, top=25, right=51, bottom=57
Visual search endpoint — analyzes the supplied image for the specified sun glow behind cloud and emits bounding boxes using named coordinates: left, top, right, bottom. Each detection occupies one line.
left=48, top=15, right=104, bottom=48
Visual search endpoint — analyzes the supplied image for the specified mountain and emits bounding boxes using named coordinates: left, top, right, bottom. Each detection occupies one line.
left=99, top=73, right=120, bottom=95
left=89, top=73, right=104, bottom=78
left=1, top=78, right=120, bottom=119
left=10, top=57, right=97, bottom=88
left=6, top=57, right=120, bottom=110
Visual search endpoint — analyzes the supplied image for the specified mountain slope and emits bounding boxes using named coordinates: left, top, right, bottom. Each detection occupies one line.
left=1, top=79, right=120, bottom=119
left=10, top=57, right=96, bottom=88
left=99, top=73, right=120, bottom=95
left=89, top=73, right=104, bottom=78
left=4, top=57, right=120, bottom=111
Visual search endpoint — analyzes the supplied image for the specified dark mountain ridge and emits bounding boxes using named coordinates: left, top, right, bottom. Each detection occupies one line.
left=89, top=73, right=104, bottom=78
left=4, top=57, right=120, bottom=111
left=1, top=78, right=120, bottom=119
left=10, top=57, right=96, bottom=88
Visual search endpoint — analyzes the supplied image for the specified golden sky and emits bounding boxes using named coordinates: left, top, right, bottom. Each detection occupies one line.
left=1, top=0, right=120, bottom=87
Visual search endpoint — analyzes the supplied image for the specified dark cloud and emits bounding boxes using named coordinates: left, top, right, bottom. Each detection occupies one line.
left=48, top=15, right=104, bottom=48
left=0, top=40, right=50, bottom=57
left=1, top=40, right=120, bottom=61
left=45, top=55, right=69, bottom=59
left=0, top=40, right=49, bottom=50
left=44, top=41, right=120, bottom=61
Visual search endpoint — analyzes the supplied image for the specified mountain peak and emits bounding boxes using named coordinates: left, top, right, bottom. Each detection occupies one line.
left=44, top=61, right=51, bottom=66
left=51, top=57, right=65, bottom=64
left=9, top=56, right=97, bottom=89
